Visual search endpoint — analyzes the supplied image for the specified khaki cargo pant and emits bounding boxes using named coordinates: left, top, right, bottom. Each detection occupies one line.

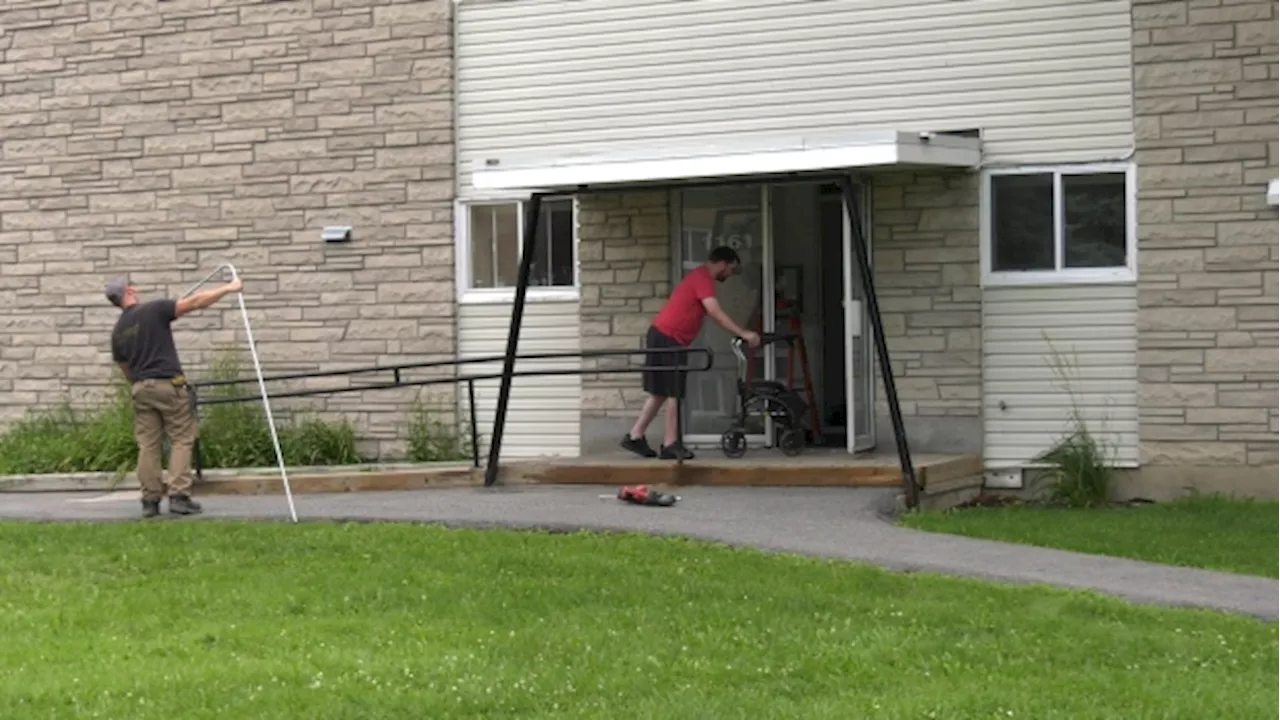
left=131, top=379, right=199, bottom=502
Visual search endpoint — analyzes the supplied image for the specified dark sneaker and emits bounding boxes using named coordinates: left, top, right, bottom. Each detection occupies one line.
left=659, top=442, right=695, bottom=461
left=620, top=434, right=658, bottom=458
left=141, top=499, right=161, bottom=519
left=168, top=494, right=203, bottom=516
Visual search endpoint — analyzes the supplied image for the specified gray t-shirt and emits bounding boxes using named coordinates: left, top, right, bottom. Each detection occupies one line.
left=111, top=299, right=185, bottom=382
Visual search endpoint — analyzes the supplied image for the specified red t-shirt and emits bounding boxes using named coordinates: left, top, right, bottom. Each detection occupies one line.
left=652, top=265, right=716, bottom=346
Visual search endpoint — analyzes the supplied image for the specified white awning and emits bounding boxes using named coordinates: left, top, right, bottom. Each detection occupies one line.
left=471, top=130, right=982, bottom=192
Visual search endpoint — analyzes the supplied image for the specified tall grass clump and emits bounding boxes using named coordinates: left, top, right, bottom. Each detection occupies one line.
left=0, top=350, right=369, bottom=475
left=195, top=351, right=367, bottom=469
left=406, top=390, right=473, bottom=462
left=1036, top=337, right=1118, bottom=508
left=0, top=379, right=136, bottom=476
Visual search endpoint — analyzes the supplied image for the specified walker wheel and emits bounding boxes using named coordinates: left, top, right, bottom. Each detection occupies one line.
left=778, top=428, right=804, bottom=457
left=720, top=429, right=748, bottom=459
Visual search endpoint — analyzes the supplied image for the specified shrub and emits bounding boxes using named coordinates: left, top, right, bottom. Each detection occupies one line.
left=195, top=351, right=368, bottom=469
left=1036, top=336, right=1116, bottom=508
left=0, top=379, right=136, bottom=477
left=1037, top=418, right=1114, bottom=508
left=0, top=350, right=370, bottom=474
left=406, top=390, right=473, bottom=463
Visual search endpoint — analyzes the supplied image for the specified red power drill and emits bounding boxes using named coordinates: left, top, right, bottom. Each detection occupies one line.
left=616, top=484, right=679, bottom=507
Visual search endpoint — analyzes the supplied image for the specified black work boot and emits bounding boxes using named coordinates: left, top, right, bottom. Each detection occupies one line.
left=141, top=499, right=161, bottom=519
left=168, top=493, right=203, bottom=516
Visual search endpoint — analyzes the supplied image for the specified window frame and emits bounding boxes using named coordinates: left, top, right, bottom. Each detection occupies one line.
left=979, top=162, right=1137, bottom=287
left=454, top=194, right=580, bottom=305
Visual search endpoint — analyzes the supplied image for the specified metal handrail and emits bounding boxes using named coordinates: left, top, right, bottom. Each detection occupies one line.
left=187, top=346, right=714, bottom=480
left=190, top=347, right=710, bottom=390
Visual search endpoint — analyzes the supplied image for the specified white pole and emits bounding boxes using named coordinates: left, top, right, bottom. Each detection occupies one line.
left=183, top=264, right=299, bottom=523
left=183, top=265, right=231, bottom=299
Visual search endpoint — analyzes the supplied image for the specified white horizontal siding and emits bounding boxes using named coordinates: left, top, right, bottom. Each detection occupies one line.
left=981, top=284, right=1139, bottom=469
left=458, top=300, right=582, bottom=460
left=456, top=0, right=1134, bottom=194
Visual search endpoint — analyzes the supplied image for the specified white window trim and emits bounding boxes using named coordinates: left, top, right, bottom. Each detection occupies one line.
left=980, top=162, right=1137, bottom=287
left=454, top=195, right=580, bottom=305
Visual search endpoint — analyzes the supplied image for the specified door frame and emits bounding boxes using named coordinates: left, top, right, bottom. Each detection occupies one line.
left=841, top=181, right=877, bottom=453
left=669, top=184, right=774, bottom=448
left=669, top=178, right=876, bottom=452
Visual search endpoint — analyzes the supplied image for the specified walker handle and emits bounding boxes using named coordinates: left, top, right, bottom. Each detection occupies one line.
left=731, top=333, right=795, bottom=348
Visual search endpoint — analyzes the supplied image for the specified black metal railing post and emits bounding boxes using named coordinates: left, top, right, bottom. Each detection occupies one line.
left=484, top=193, right=544, bottom=487
left=467, top=378, right=480, bottom=469
left=839, top=176, right=919, bottom=509
left=189, top=384, right=204, bottom=483
left=675, top=365, right=685, bottom=472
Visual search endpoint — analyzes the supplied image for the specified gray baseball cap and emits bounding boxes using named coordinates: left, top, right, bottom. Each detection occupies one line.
left=104, top=278, right=133, bottom=307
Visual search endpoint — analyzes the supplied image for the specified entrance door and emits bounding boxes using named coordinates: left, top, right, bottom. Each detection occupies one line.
left=671, top=180, right=874, bottom=453
left=840, top=183, right=877, bottom=452
left=672, top=185, right=772, bottom=445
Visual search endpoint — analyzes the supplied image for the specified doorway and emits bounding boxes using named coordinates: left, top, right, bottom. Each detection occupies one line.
left=670, top=180, right=876, bottom=453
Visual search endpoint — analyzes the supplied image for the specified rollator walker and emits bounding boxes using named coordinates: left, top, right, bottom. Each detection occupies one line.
left=720, top=333, right=810, bottom=458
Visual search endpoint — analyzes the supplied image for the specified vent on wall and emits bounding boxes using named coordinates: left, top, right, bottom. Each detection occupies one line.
left=983, top=468, right=1023, bottom=490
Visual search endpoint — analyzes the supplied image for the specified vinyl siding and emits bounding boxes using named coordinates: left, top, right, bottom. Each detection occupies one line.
left=981, top=284, right=1139, bottom=468
left=455, top=0, right=1134, bottom=195
left=457, top=300, right=582, bottom=459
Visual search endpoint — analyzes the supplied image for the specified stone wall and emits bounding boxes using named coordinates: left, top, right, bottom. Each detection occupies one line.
left=0, top=0, right=456, bottom=458
left=577, top=191, right=671, bottom=449
left=1131, top=0, right=1279, bottom=496
left=870, top=171, right=983, bottom=454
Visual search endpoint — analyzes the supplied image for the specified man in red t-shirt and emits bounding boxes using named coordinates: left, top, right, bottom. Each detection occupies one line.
left=621, top=246, right=761, bottom=460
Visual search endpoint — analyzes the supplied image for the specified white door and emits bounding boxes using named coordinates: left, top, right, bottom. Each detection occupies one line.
left=842, top=183, right=877, bottom=453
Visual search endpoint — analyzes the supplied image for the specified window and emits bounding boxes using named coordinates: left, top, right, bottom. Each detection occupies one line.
left=982, top=164, right=1134, bottom=285
left=461, top=197, right=577, bottom=298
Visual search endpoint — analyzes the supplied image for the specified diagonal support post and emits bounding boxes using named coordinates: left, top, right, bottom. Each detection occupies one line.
left=838, top=177, right=920, bottom=509
left=484, top=193, right=545, bottom=486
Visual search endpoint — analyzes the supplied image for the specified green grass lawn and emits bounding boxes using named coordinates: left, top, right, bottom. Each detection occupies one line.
left=0, top=522, right=1274, bottom=719
left=900, top=495, right=1279, bottom=578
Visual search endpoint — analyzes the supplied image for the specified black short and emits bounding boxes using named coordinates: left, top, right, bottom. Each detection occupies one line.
left=641, top=326, right=688, bottom=399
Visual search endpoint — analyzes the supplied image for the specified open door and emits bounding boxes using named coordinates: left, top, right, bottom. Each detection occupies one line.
left=842, top=184, right=877, bottom=453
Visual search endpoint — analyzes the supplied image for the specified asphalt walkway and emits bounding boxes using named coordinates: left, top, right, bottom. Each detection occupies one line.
left=1, top=485, right=1274, bottom=621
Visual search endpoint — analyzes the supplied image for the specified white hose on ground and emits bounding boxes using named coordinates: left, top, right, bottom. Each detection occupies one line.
left=182, top=264, right=298, bottom=523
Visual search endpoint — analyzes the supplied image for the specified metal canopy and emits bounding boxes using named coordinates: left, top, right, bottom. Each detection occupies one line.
left=481, top=131, right=985, bottom=510
left=472, top=130, right=981, bottom=193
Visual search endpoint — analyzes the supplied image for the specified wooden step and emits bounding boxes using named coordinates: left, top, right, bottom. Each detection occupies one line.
left=506, top=452, right=981, bottom=489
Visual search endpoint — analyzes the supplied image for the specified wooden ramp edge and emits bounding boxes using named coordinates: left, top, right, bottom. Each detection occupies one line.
left=504, top=454, right=983, bottom=489
left=2, top=456, right=985, bottom=497
left=1, top=464, right=491, bottom=496
left=195, top=466, right=489, bottom=496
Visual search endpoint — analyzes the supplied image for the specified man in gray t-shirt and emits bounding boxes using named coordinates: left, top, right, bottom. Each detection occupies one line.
left=107, top=276, right=242, bottom=518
